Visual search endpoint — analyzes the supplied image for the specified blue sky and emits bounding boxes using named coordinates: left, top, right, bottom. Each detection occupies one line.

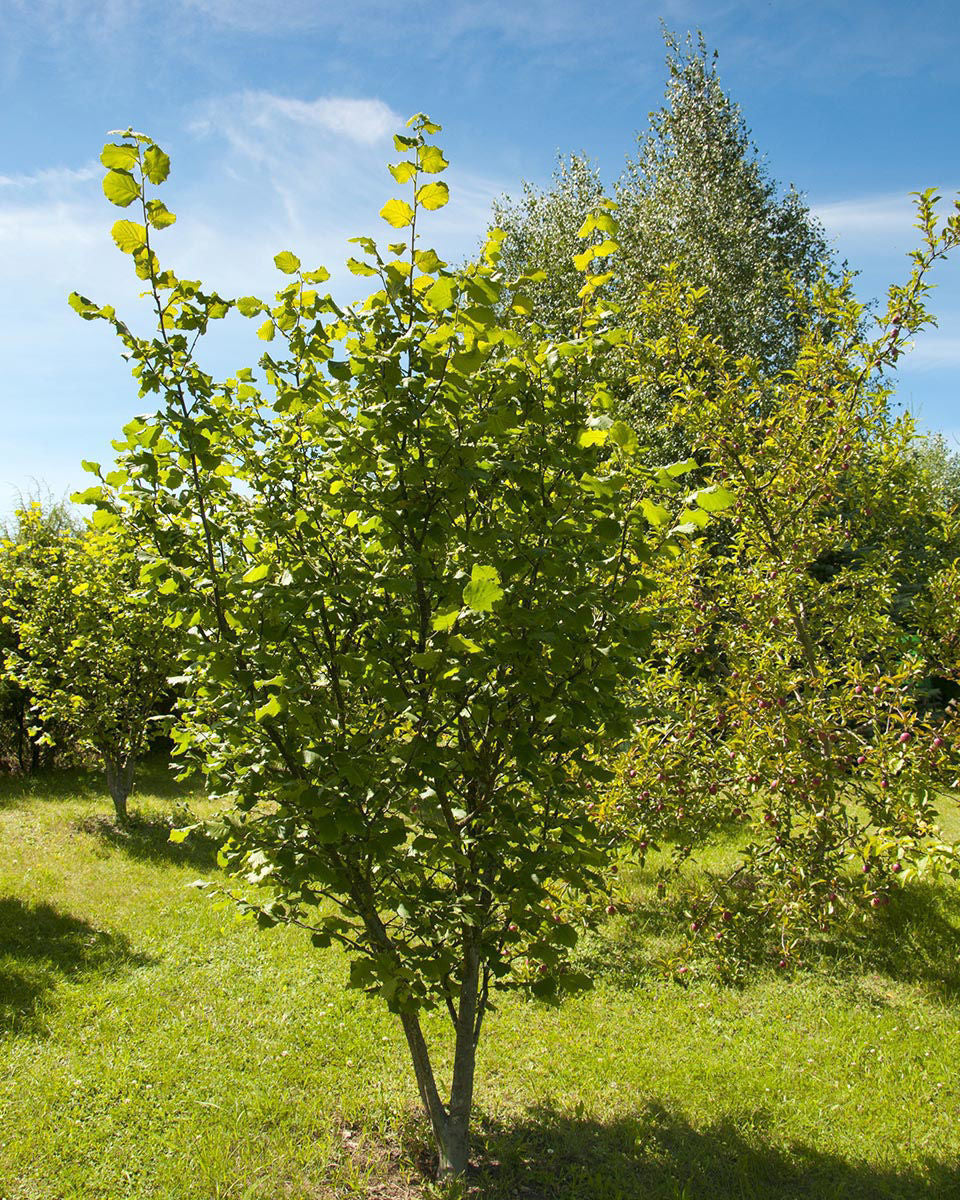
left=1, top=0, right=958, bottom=513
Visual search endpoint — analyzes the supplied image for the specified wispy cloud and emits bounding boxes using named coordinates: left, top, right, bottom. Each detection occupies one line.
left=191, top=93, right=401, bottom=147
left=813, top=192, right=918, bottom=238
left=186, top=89, right=503, bottom=283
left=0, top=163, right=98, bottom=188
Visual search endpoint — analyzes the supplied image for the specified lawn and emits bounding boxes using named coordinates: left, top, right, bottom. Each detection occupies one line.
left=2, top=764, right=959, bottom=1199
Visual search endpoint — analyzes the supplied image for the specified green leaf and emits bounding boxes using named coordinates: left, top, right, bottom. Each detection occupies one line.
left=608, top=421, right=638, bottom=455
left=415, top=248, right=443, bottom=273
left=145, top=199, right=176, bottom=229
left=641, top=499, right=672, bottom=527
left=111, top=220, right=147, bottom=254
left=416, top=181, right=449, bottom=211
left=417, top=145, right=448, bottom=173
left=237, top=296, right=265, bottom=317
left=255, top=695, right=283, bottom=722
left=448, top=634, right=481, bottom=654
left=274, top=251, right=301, bottom=274
left=100, top=143, right=138, bottom=170
left=425, top=276, right=456, bottom=311
left=347, top=257, right=378, bottom=276
left=243, top=563, right=270, bottom=583
left=463, top=565, right=503, bottom=613
left=102, top=170, right=140, bottom=207
left=665, top=458, right=698, bottom=477
left=592, top=238, right=619, bottom=257
left=388, top=161, right=416, bottom=184
left=432, top=608, right=460, bottom=632
left=380, top=198, right=414, bottom=229
left=674, top=507, right=710, bottom=530
left=143, top=144, right=171, bottom=184
left=692, top=484, right=735, bottom=513
left=257, top=319, right=275, bottom=341
left=411, top=650, right=443, bottom=670
left=406, top=113, right=442, bottom=134
left=578, top=428, right=609, bottom=448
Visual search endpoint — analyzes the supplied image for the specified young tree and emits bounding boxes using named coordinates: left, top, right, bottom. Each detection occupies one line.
left=3, top=521, right=175, bottom=821
left=68, top=120, right=705, bottom=1177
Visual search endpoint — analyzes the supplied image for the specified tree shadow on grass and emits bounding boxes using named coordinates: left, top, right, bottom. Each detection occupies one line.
left=0, top=758, right=195, bottom=814
left=580, top=878, right=960, bottom=1004
left=0, top=766, right=105, bottom=809
left=75, top=812, right=221, bottom=871
left=463, top=1101, right=960, bottom=1200
left=810, top=879, right=960, bottom=1001
left=0, top=897, right=152, bottom=1035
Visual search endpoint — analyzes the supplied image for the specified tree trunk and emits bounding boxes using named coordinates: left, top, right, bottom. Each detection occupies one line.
left=398, top=936, right=481, bottom=1180
left=103, top=752, right=136, bottom=824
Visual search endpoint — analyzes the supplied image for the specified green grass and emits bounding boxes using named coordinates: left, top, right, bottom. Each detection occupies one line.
left=2, top=764, right=960, bottom=1199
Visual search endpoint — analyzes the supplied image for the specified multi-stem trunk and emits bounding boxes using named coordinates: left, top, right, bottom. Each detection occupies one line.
left=103, top=750, right=136, bottom=824
left=398, top=936, right=481, bottom=1179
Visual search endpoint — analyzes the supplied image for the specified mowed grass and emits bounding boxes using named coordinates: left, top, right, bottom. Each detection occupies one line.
left=2, top=765, right=960, bottom=1199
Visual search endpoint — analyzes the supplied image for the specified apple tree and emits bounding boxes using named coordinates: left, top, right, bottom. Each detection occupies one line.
left=600, top=194, right=960, bottom=973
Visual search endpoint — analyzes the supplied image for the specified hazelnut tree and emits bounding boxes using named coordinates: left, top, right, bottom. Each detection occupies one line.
left=66, top=118, right=725, bottom=1177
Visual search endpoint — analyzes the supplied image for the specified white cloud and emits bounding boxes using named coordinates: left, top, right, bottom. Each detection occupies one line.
left=0, top=86, right=510, bottom=507
left=193, top=93, right=401, bottom=147
left=0, top=163, right=98, bottom=188
left=813, top=192, right=917, bottom=238
left=186, top=89, right=503, bottom=280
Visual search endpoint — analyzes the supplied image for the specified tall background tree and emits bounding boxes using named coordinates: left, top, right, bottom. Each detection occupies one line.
left=493, top=30, right=834, bottom=452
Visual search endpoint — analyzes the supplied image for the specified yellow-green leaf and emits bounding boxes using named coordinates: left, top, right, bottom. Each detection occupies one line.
left=425, top=276, right=456, bottom=311
left=102, top=169, right=140, bottom=207
left=274, top=251, right=301, bottom=274
left=380, top=198, right=414, bottom=228
left=257, top=319, right=275, bottom=341
left=255, top=695, right=283, bottom=721
left=237, top=296, right=265, bottom=317
left=432, top=608, right=460, bottom=632
left=692, top=484, right=736, bottom=512
left=416, top=181, right=449, bottom=211
left=143, top=144, right=170, bottom=184
left=641, top=499, right=672, bottom=527
left=418, top=145, right=448, bottom=174
left=146, top=199, right=177, bottom=229
left=111, top=220, right=147, bottom=254
left=463, top=565, right=503, bottom=613
left=388, top=161, right=416, bottom=184
left=346, top=257, right=378, bottom=276
left=100, top=143, right=138, bottom=170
